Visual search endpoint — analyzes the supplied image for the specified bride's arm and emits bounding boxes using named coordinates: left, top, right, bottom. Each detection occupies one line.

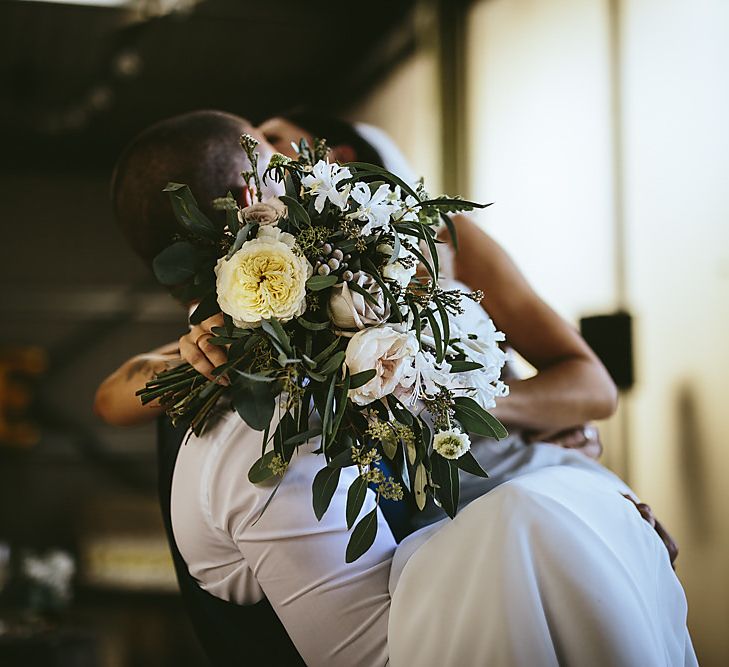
left=448, top=214, right=618, bottom=432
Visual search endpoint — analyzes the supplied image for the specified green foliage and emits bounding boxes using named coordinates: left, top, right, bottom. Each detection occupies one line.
left=345, top=508, right=378, bottom=563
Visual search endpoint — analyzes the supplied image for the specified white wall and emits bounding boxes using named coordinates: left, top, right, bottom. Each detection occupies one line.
left=465, top=0, right=617, bottom=322
left=620, top=1, right=729, bottom=662
left=465, top=0, right=729, bottom=664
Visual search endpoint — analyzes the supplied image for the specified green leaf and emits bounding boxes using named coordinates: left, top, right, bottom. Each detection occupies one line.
left=321, top=372, right=338, bottom=446
left=435, top=297, right=450, bottom=361
left=226, top=222, right=254, bottom=259
left=442, top=213, right=459, bottom=251
left=417, top=197, right=492, bottom=213
left=449, top=360, right=484, bottom=372
left=331, top=373, right=351, bottom=441
left=345, top=508, right=379, bottom=563
left=284, top=427, right=322, bottom=446
left=346, top=476, right=369, bottom=529
left=306, top=274, right=339, bottom=291
left=318, top=350, right=346, bottom=376
left=327, top=447, right=355, bottom=469
left=456, top=450, right=490, bottom=478
left=361, top=258, right=402, bottom=321
left=413, top=463, right=427, bottom=510
left=261, top=318, right=292, bottom=356
left=297, top=317, right=330, bottom=331
left=189, top=291, right=220, bottom=325
left=153, top=241, right=199, bottom=285
left=312, top=465, right=341, bottom=520
left=164, top=182, right=219, bottom=240
left=431, top=453, right=459, bottom=519
left=312, top=336, right=342, bottom=365
left=279, top=195, right=311, bottom=228
left=453, top=397, right=508, bottom=439
left=349, top=369, right=376, bottom=390
left=344, top=162, right=419, bottom=201
left=232, top=383, right=276, bottom=431
left=248, top=450, right=277, bottom=483
left=346, top=280, right=380, bottom=307
left=424, top=309, right=443, bottom=362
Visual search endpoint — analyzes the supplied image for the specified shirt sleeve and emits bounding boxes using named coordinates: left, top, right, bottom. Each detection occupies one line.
left=206, top=416, right=396, bottom=667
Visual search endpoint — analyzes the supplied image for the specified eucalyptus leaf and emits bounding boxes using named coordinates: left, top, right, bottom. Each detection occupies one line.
left=306, top=274, right=339, bottom=291
left=164, top=182, right=219, bottom=240
left=414, top=463, right=427, bottom=511
left=345, top=508, right=379, bottom=563
left=232, top=383, right=276, bottom=431
left=318, top=351, right=345, bottom=376
left=431, top=453, right=459, bottom=519
left=297, top=317, right=330, bottom=331
left=346, top=476, right=368, bottom=529
left=348, top=369, right=376, bottom=389
left=283, top=427, right=322, bottom=446
left=279, top=194, right=311, bottom=228
left=453, top=397, right=508, bottom=439
left=152, top=241, right=199, bottom=286
left=456, top=450, right=490, bottom=479
left=312, top=465, right=341, bottom=520
left=248, top=450, right=277, bottom=483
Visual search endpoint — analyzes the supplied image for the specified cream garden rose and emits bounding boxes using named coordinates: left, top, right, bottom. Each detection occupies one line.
left=215, top=226, right=312, bottom=327
left=345, top=326, right=418, bottom=406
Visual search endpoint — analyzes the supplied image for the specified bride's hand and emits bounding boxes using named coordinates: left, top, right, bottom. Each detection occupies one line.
left=622, top=494, right=679, bottom=567
left=179, top=313, right=229, bottom=384
left=525, top=424, right=603, bottom=460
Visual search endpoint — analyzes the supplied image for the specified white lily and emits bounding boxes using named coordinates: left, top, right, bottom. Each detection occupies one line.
left=301, top=160, right=352, bottom=213
left=389, top=185, right=420, bottom=223
left=349, top=182, right=397, bottom=235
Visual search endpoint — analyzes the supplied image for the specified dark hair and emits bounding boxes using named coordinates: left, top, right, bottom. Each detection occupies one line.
left=111, top=110, right=252, bottom=267
left=278, top=110, right=385, bottom=168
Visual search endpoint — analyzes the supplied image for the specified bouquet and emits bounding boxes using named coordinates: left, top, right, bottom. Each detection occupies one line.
left=139, top=135, right=509, bottom=561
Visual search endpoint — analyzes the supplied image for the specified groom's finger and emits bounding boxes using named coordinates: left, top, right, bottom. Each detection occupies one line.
left=179, top=334, right=217, bottom=381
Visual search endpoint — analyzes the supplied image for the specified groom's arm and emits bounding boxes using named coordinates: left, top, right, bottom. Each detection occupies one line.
left=93, top=342, right=179, bottom=426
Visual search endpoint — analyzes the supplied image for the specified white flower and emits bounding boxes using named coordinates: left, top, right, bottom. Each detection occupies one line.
left=300, top=160, right=352, bottom=213
left=328, top=272, right=390, bottom=331
left=448, top=314, right=509, bottom=409
left=388, top=186, right=420, bottom=223
left=349, top=182, right=398, bottom=235
left=215, top=226, right=312, bottom=327
left=433, top=428, right=471, bottom=460
left=394, top=348, right=453, bottom=406
left=377, top=241, right=418, bottom=288
left=237, top=198, right=287, bottom=226
left=345, top=326, right=418, bottom=406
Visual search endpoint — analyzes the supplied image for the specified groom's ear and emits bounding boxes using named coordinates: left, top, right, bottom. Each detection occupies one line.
left=330, top=144, right=357, bottom=164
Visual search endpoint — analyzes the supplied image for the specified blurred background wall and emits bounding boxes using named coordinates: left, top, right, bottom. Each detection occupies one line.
left=0, top=0, right=727, bottom=665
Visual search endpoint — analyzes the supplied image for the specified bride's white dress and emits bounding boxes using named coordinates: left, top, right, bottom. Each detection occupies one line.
left=171, top=270, right=696, bottom=667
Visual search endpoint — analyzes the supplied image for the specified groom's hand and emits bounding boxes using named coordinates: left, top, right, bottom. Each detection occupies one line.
left=179, top=313, right=229, bottom=384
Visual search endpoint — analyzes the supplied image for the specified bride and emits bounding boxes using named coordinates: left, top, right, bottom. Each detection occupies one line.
left=100, top=110, right=696, bottom=666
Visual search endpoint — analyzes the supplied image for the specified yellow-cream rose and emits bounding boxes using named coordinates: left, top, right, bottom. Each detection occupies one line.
left=215, top=226, right=312, bottom=327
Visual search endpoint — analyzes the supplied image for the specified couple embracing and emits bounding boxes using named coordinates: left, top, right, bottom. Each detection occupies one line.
left=96, top=110, right=696, bottom=666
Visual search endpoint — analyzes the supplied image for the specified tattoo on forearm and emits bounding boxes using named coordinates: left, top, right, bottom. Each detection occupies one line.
left=125, top=358, right=157, bottom=382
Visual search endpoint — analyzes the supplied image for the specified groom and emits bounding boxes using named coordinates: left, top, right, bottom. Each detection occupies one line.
left=111, top=110, right=305, bottom=665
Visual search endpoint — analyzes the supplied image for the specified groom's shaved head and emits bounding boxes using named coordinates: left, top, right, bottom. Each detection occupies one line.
left=112, top=110, right=253, bottom=266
